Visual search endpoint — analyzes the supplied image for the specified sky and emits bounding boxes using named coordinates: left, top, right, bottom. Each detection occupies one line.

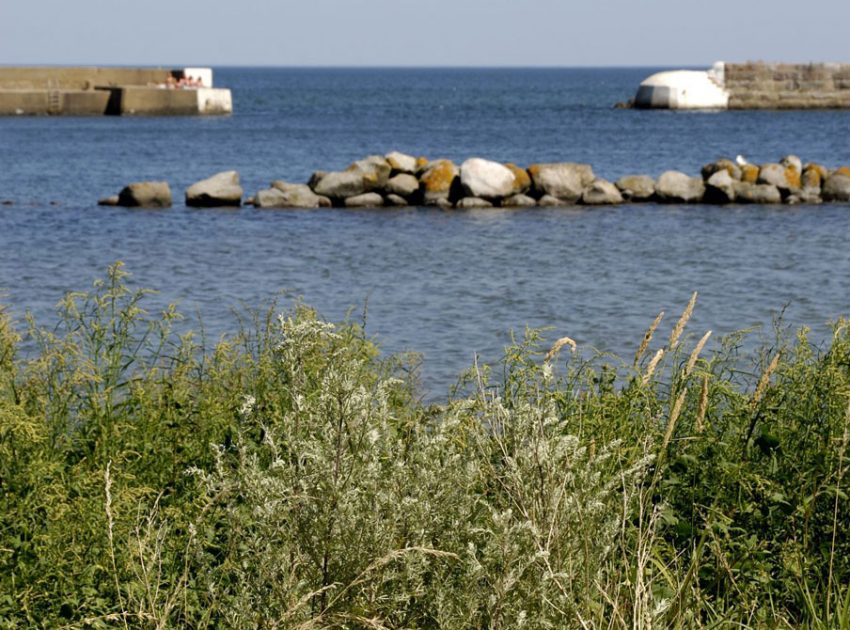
left=1, top=0, right=848, bottom=67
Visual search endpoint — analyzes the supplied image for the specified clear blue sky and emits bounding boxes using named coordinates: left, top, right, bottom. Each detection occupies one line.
left=2, top=0, right=848, bottom=67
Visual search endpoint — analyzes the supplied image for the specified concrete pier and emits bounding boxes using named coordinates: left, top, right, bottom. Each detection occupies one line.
left=634, top=62, right=850, bottom=110
left=0, top=66, right=232, bottom=116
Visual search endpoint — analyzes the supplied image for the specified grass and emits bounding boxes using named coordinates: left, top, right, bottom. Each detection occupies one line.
left=1, top=264, right=849, bottom=628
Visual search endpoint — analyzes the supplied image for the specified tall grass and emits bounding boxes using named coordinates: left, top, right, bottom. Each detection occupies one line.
left=1, top=265, right=849, bottom=627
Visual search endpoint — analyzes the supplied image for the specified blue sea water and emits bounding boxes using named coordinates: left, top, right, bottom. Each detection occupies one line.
left=2, top=67, right=850, bottom=395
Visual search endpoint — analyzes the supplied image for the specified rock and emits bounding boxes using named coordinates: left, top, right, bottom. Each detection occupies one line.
left=701, top=159, right=742, bottom=181
left=255, top=186, right=323, bottom=208
left=415, top=156, right=430, bottom=172
left=836, top=166, right=850, bottom=178
left=758, top=163, right=799, bottom=193
left=317, top=195, right=333, bottom=208
left=538, top=194, right=571, bottom=207
left=802, top=164, right=826, bottom=190
left=732, top=181, right=782, bottom=204
left=456, top=197, right=493, bottom=209
left=655, top=171, right=705, bottom=203
left=308, top=171, right=328, bottom=189
left=346, top=155, right=391, bottom=189
left=780, top=155, right=803, bottom=173
left=345, top=192, right=384, bottom=208
left=822, top=173, right=850, bottom=202
left=117, top=181, right=172, bottom=208
left=505, top=163, right=532, bottom=194
left=615, top=175, right=655, bottom=201
left=97, top=195, right=120, bottom=207
left=704, top=170, right=736, bottom=204
left=528, top=163, right=594, bottom=202
left=581, top=179, right=623, bottom=205
left=385, top=151, right=418, bottom=174
left=740, top=164, right=760, bottom=183
left=459, top=158, right=515, bottom=200
left=429, top=197, right=453, bottom=209
left=244, top=196, right=256, bottom=206
left=502, top=194, right=537, bottom=208
left=186, top=171, right=243, bottom=207
left=312, top=171, right=374, bottom=200
left=785, top=189, right=822, bottom=205
left=420, top=159, right=459, bottom=204
left=270, top=182, right=324, bottom=206
left=385, top=194, right=408, bottom=207
left=385, top=173, right=420, bottom=199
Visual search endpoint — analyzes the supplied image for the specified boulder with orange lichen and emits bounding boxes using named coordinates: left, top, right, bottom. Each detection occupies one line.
left=505, top=163, right=531, bottom=194
left=701, top=159, right=742, bottom=181
left=758, top=163, right=799, bottom=194
left=802, top=165, right=825, bottom=190
left=420, top=159, right=460, bottom=205
left=740, top=164, right=760, bottom=183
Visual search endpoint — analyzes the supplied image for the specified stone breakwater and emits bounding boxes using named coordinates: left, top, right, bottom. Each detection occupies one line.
left=96, top=151, right=850, bottom=209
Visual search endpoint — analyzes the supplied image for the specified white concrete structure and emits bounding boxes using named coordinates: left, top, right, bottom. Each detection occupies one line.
left=182, top=67, right=214, bottom=88
left=634, top=64, right=729, bottom=110
left=196, top=87, right=233, bottom=114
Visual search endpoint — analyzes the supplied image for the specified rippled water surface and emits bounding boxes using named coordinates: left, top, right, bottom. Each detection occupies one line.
left=2, top=68, right=850, bottom=395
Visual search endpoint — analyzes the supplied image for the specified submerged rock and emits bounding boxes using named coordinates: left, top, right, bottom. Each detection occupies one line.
left=384, top=193, right=409, bottom=207
left=256, top=184, right=323, bottom=208
left=732, top=181, right=782, bottom=204
left=186, top=171, right=243, bottom=207
left=528, top=163, right=594, bottom=203
left=581, top=179, right=623, bottom=205
left=615, top=175, right=655, bottom=201
left=97, top=195, right=120, bottom=207
left=655, top=171, right=705, bottom=203
left=537, top=194, right=573, bottom=207
left=118, top=181, right=172, bottom=208
left=456, top=196, right=493, bottom=209
left=502, top=193, right=537, bottom=208
left=345, top=192, right=384, bottom=208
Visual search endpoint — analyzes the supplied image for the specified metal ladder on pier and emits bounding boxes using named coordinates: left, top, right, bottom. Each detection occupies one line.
left=47, top=79, right=62, bottom=115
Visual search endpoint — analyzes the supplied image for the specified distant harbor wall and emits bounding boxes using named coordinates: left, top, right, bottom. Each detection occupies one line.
left=634, top=62, right=850, bottom=110
left=725, top=63, right=850, bottom=109
left=0, top=66, right=231, bottom=116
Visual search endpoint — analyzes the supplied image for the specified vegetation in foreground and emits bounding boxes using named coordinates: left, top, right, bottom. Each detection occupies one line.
left=1, top=265, right=849, bottom=628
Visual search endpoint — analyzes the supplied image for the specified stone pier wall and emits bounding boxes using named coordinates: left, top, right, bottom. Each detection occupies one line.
left=0, top=67, right=231, bottom=116
left=725, top=63, right=850, bottom=109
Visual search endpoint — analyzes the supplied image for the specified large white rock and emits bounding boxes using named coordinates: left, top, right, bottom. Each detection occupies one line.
left=459, top=158, right=516, bottom=200
left=185, top=171, right=242, bottom=207
left=117, top=181, right=172, bottom=208
left=656, top=171, right=705, bottom=203
left=385, top=151, right=418, bottom=174
left=528, top=163, right=594, bottom=203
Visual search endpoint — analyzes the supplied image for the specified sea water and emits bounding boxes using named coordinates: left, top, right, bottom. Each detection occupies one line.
left=1, top=67, right=850, bottom=395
